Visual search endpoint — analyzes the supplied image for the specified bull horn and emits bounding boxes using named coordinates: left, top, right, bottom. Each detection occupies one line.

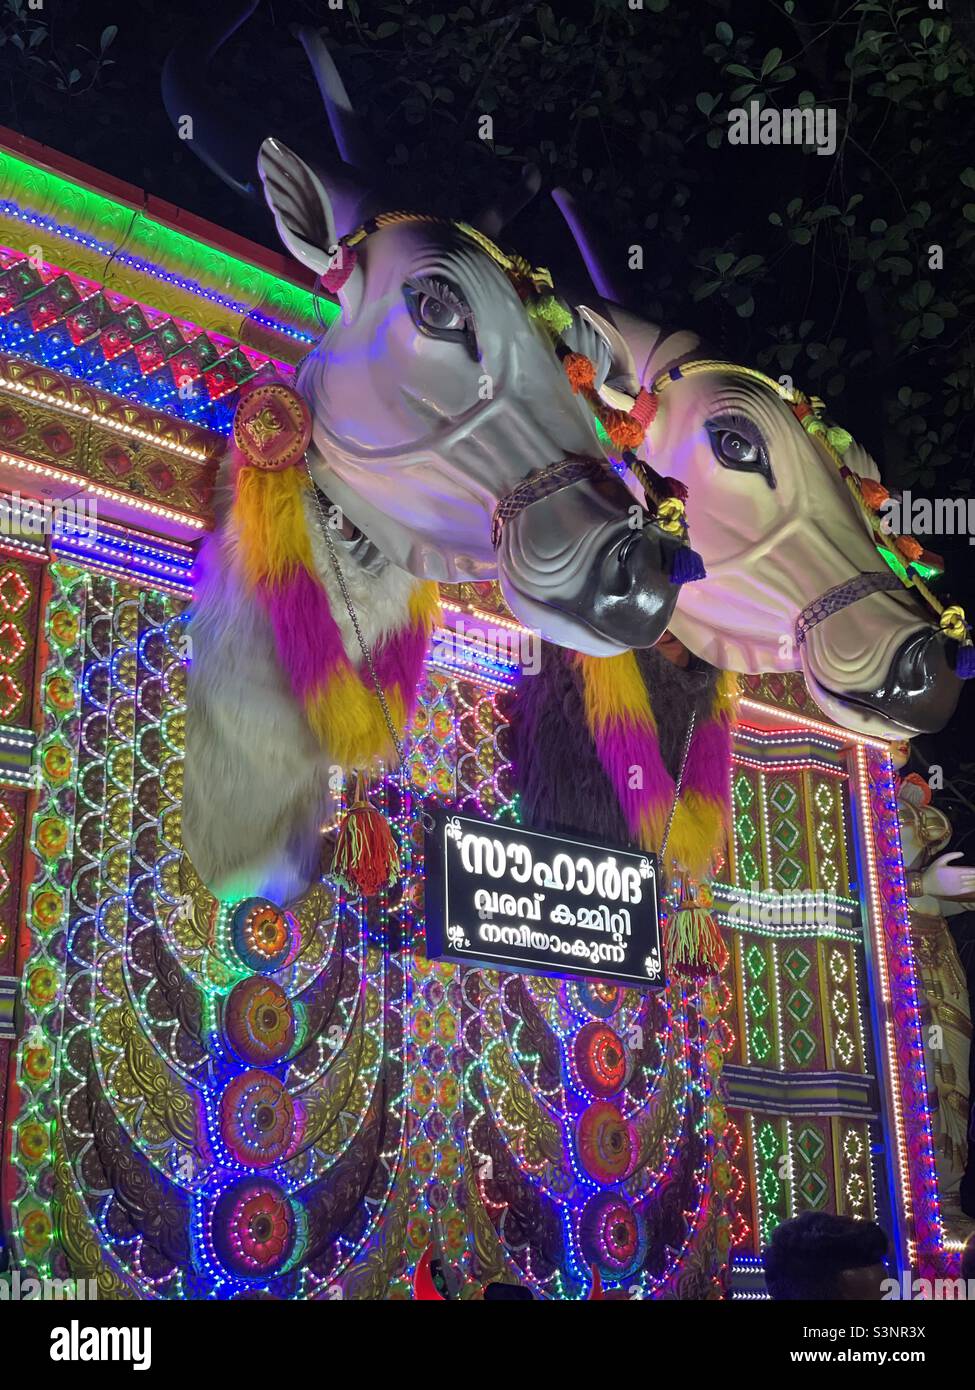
left=161, top=0, right=267, bottom=198
left=296, top=26, right=379, bottom=177
left=552, top=186, right=627, bottom=305
left=474, top=162, right=542, bottom=239
left=163, top=2, right=378, bottom=227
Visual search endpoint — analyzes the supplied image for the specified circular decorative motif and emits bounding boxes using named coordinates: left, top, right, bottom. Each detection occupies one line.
left=42, top=743, right=72, bottom=783
left=31, top=889, right=62, bottom=932
left=576, top=1100, right=639, bottom=1183
left=36, top=816, right=68, bottom=859
left=225, top=977, right=295, bottom=1064
left=570, top=980, right=621, bottom=1020
left=230, top=898, right=299, bottom=973
left=573, top=1022, right=629, bottom=1098
left=49, top=608, right=79, bottom=646
left=26, top=966, right=59, bottom=1007
left=580, top=1194, right=647, bottom=1279
left=233, top=382, right=312, bottom=472
left=220, top=1069, right=297, bottom=1167
left=212, top=1178, right=298, bottom=1279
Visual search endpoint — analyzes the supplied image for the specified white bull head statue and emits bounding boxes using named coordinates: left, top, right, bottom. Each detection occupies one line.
left=165, top=10, right=686, bottom=901
left=256, top=138, right=682, bottom=654
left=554, top=191, right=973, bottom=741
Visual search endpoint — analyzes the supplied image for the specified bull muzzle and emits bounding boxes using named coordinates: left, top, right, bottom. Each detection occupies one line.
left=493, top=458, right=683, bottom=656
left=820, top=626, right=965, bottom=736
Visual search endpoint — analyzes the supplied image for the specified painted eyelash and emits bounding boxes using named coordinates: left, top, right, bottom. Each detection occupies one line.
left=406, top=276, right=472, bottom=320
left=717, top=411, right=760, bottom=437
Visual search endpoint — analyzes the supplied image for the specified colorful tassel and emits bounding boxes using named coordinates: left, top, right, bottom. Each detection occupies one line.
left=955, top=644, right=975, bottom=680
left=665, top=882, right=728, bottom=981
left=527, top=294, right=574, bottom=337
left=669, top=545, right=706, bottom=585
left=858, top=477, right=890, bottom=510
left=321, top=243, right=358, bottom=294
left=331, top=775, right=400, bottom=898
left=894, top=535, right=924, bottom=562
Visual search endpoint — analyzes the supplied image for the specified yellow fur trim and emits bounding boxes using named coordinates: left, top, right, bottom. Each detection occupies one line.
left=234, top=466, right=315, bottom=590
left=575, top=651, right=658, bottom=731
left=409, top=580, right=443, bottom=632
left=713, top=669, right=740, bottom=718
left=664, top=790, right=729, bottom=881
left=307, top=669, right=409, bottom=769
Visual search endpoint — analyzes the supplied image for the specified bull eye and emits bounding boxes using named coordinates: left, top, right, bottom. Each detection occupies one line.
left=705, top=415, right=775, bottom=488
left=403, top=277, right=479, bottom=360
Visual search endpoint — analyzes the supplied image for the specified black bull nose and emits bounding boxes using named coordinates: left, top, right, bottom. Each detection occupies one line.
left=832, top=627, right=965, bottom=735
left=496, top=464, right=685, bottom=651
left=552, top=518, right=684, bottom=649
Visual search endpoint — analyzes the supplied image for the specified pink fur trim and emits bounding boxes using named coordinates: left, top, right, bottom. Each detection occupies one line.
left=260, top=568, right=350, bottom=702
left=591, top=722, right=673, bottom=837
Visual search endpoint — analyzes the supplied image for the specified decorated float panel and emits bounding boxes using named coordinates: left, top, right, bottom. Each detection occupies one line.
left=0, top=130, right=967, bottom=1300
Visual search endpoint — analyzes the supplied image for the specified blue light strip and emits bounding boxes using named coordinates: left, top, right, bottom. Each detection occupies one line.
left=0, top=199, right=317, bottom=344
left=52, top=518, right=195, bottom=595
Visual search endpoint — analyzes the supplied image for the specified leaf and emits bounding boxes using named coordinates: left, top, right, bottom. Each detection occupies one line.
left=920, top=312, right=943, bottom=339
left=375, top=20, right=400, bottom=37
left=429, top=14, right=445, bottom=34
left=961, top=169, right=975, bottom=189
left=696, top=92, right=717, bottom=116
left=726, top=63, right=754, bottom=79
left=736, top=295, right=755, bottom=318
left=100, top=24, right=117, bottom=52
left=920, top=17, right=934, bottom=38
left=715, top=21, right=733, bottom=44
left=732, top=253, right=765, bottom=276
left=761, top=47, right=783, bottom=77
left=714, top=251, right=735, bottom=273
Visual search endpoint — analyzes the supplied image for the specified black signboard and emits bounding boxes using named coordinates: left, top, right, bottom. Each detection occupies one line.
left=423, top=807, right=664, bottom=989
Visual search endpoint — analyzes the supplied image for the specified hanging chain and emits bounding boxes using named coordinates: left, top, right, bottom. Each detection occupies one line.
left=658, top=705, right=697, bottom=871
left=305, top=463, right=406, bottom=769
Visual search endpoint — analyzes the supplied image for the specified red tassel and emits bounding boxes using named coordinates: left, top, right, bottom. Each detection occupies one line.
left=664, top=883, right=727, bottom=980
left=331, top=777, right=400, bottom=898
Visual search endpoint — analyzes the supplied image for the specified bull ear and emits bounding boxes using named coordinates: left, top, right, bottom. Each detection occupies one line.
left=576, top=305, right=640, bottom=397
left=258, top=137, right=365, bottom=311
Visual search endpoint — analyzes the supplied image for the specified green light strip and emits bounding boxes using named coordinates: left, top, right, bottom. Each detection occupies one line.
left=0, top=146, right=332, bottom=336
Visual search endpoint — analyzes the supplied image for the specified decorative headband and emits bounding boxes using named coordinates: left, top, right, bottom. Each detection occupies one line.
left=321, top=210, right=555, bottom=299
